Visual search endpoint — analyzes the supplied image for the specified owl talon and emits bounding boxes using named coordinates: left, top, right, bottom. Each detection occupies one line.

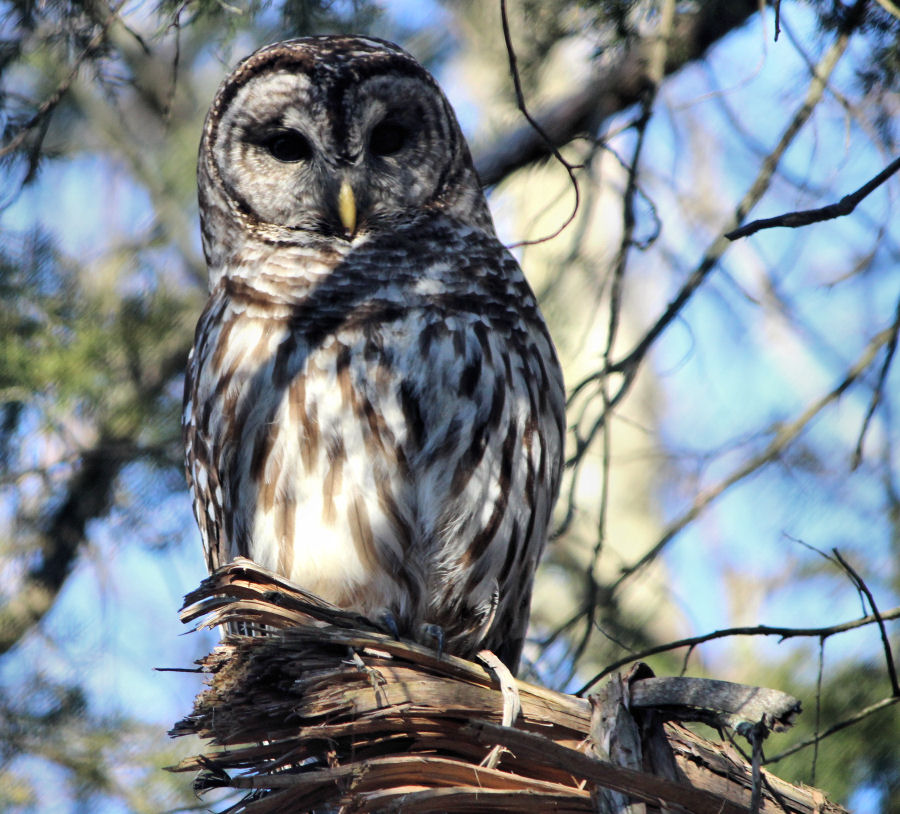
left=422, top=623, right=444, bottom=659
left=378, top=611, right=401, bottom=640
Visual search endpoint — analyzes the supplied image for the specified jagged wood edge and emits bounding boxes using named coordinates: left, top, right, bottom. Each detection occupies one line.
left=170, top=559, right=847, bottom=814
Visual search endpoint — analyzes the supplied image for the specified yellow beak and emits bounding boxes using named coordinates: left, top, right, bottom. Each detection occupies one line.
left=338, top=178, right=357, bottom=236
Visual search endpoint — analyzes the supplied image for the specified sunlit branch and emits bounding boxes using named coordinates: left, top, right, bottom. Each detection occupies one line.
left=873, top=0, right=900, bottom=21
left=611, top=320, right=899, bottom=590
left=475, top=0, right=761, bottom=187
left=566, top=16, right=855, bottom=472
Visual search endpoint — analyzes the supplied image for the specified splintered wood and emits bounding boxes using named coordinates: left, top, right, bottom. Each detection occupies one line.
left=169, top=559, right=846, bottom=814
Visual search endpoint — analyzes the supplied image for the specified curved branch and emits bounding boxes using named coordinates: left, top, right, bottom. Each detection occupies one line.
left=725, top=154, right=900, bottom=240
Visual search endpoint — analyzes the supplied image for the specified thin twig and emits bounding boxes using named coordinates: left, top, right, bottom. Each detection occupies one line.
left=475, top=1, right=761, bottom=187
left=766, top=696, right=900, bottom=763
left=812, top=637, right=825, bottom=782
left=565, top=23, right=854, bottom=469
left=831, top=549, right=900, bottom=697
left=499, top=0, right=581, bottom=247
left=852, top=294, right=900, bottom=469
left=610, top=320, right=897, bottom=590
left=571, top=0, right=676, bottom=678
left=162, top=2, right=188, bottom=123
left=725, top=155, right=900, bottom=240
left=575, top=604, right=900, bottom=695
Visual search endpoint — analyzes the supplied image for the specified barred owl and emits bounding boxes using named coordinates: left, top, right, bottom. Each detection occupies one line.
left=183, top=35, right=565, bottom=673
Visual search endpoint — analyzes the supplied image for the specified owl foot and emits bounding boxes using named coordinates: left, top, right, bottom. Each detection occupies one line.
left=377, top=614, right=444, bottom=659
left=377, top=610, right=401, bottom=640
left=420, top=623, right=444, bottom=660
left=476, top=648, right=522, bottom=769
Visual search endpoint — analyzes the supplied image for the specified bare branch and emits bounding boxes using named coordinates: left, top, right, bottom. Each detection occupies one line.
left=767, top=696, right=900, bottom=763
left=566, top=15, right=856, bottom=477
left=725, top=155, right=900, bottom=240
left=577, top=605, right=900, bottom=695
left=571, top=0, right=676, bottom=680
left=830, top=549, right=900, bottom=697
left=852, top=294, right=900, bottom=468
left=611, top=319, right=898, bottom=588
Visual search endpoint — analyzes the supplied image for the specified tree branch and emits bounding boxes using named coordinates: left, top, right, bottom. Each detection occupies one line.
left=0, top=346, right=188, bottom=655
left=830, top=549, right=900, bottom=697
left=725, top=154, right=900, bottom=240
left=577, top=605, right=900, bottom=695
left=0, top=0, right=127, bottom=161
left=498, top=0, right=581, bottom=246
left=566, top=11, right=856, bottom=472
left=0, top=440, right=127, bottom=654
left=612, top=318, right=898, bottom=589
left=474, top=0, right=761, bottom=187
left=766, top=696, right=900, bottom=763
left=170, top=559, right=847, bottom=814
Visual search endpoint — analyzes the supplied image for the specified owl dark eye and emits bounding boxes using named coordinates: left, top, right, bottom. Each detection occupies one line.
left=369, top=120, right=409, bottom=156
left=263, top=130, right=312, bottom=162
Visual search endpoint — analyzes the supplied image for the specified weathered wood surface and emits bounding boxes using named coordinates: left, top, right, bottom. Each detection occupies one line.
left=169, top=559, right=846, bottom=814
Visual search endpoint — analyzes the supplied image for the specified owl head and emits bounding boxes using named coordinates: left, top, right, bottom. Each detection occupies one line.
left=197, top=35, right=493, bottom=273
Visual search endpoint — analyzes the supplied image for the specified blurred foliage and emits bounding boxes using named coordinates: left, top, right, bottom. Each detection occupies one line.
left=768, top=656, right=900, bottom=807
left=0, top=0, right=899, bottom=811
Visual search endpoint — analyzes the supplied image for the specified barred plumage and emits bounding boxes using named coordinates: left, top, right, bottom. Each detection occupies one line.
left=184, top=35, right=565, bottom=672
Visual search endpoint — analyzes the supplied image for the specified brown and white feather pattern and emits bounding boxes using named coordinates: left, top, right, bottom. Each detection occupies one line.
left=184, top=36, right=565, bottom=672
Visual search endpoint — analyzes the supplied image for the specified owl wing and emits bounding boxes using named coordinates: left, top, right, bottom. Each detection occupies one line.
left=183, top=292, right=235, bottom=574
left=400, top=304, right=564, bottom=672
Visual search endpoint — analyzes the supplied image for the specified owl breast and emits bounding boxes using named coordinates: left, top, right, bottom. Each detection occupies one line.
left=184, top=221, right=565, bottom=660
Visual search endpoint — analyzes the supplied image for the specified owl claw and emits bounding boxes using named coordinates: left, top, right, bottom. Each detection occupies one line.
left=375, top=612, right=444, bottom=658
left=378, top=610, right=401, bottom=640
left=422, top=623, right=444, bottom=659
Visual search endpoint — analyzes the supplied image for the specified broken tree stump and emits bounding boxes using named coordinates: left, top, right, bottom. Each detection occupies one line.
left=168, top=559, right=846, bottom=813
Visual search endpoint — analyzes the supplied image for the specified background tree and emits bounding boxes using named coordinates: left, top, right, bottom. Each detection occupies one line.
left=1, top=0, right=898, bottom=811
